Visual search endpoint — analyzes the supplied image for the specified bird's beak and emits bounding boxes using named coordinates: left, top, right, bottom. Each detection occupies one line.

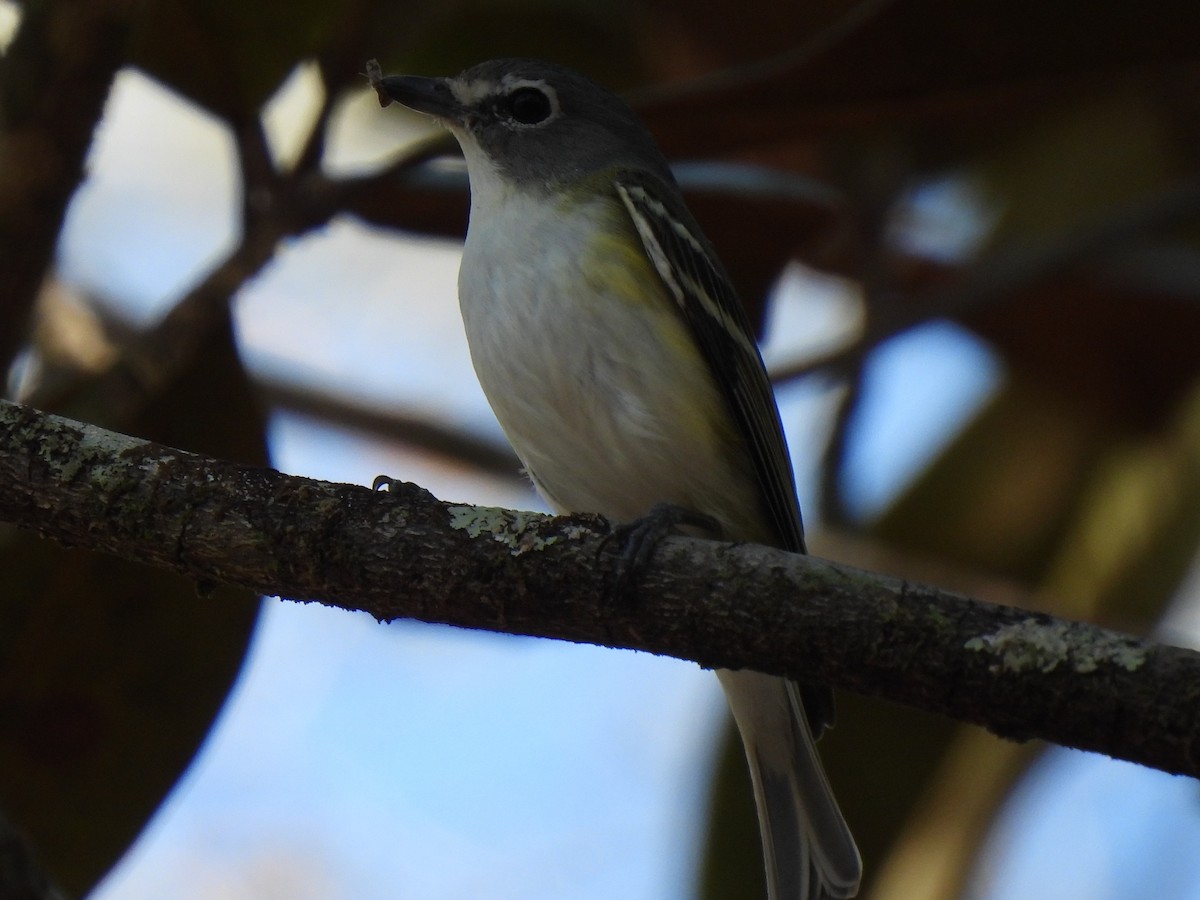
left=375, top=73, right=465, bottom=125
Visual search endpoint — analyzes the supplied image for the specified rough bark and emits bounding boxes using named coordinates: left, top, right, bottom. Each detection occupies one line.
left=2, top=398, right=1198, bottom=778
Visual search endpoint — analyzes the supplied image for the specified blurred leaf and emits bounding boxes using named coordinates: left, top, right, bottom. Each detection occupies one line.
left=1036, top=379, right=1200, bottom=627
left=857, top=366, right=1200, bottom=895
left=831, top=375, right=1111, bottom=896
left=0, top=317, right=265, bottom=894
left=638, top=0, right=869, bottom=76
left=383, top=0, right=642, bottom=89
left=873, top=375, right=1109, bottom=580
left=807, top=690, right=962, bottom=900
left=868, top=728, right=1041, bottom=900
left=951, top=90, right=1200, bottom=431
left=128, top=0, right=348, bottom=117
left=700, top=728, right=768, bottom=900
left=637, top=0, right=1200, bottom=157
left=976, top=89, right=1184, bottom=240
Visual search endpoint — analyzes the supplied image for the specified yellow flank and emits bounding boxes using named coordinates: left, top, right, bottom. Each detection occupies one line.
left=576, top=197, right=695, bottom=353
left=581, top=222, right=662, bottom=303
left=582, top=205, right=716, bottom=394
left=566, top=195, right=764, bottom=542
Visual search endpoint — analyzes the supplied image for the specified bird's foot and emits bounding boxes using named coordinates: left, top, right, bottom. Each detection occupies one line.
left=603, top=502, right=722, bottom=598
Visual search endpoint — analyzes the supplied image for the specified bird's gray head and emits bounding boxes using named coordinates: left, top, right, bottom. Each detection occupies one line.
left=377, top=59, right=675, bottom=191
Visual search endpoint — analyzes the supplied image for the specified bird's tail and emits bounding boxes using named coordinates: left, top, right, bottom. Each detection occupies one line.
left=717, top=669, right=861, bottom=900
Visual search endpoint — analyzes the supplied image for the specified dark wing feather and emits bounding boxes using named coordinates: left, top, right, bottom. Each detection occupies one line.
left=615, top=171, right=837, bottom=733
left=613, top=171, right=806, bottom=555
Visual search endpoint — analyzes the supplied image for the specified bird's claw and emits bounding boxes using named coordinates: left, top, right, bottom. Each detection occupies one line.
left=603, top=502, right=722, bottom=597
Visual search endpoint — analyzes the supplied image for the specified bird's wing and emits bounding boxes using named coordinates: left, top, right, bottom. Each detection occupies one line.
left=614, top=171, right=807, bottom=556
left=615, top=172, right=838, bottom=735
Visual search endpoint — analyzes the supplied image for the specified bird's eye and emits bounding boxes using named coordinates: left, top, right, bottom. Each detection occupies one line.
left=504, top=87, right=553, bottom=125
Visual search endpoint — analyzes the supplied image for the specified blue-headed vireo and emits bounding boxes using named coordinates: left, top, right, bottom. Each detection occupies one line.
left=371, top=58, right=861, bottom=900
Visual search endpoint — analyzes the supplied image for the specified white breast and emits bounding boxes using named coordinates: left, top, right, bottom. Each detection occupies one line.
left=456, top=166, right=765, bottom=539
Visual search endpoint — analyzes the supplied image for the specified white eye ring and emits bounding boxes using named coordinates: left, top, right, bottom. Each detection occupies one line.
left=496, top=78, right=560, bottom=128
left=505, top=86, right=553, bottom=125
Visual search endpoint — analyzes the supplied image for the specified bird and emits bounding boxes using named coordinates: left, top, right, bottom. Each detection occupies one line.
left=369, top=57, right=861, bottom=900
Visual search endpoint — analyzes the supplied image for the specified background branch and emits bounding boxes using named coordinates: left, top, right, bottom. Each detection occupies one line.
left=0, top=0, right=134, bottom=370
left=2, top=398, right=1196, bottom=779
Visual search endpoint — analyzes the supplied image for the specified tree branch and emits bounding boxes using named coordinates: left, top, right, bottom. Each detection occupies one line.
left=0, top=0, right=135, bottom=370
left=2, top=398, right=1198, bottom=778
